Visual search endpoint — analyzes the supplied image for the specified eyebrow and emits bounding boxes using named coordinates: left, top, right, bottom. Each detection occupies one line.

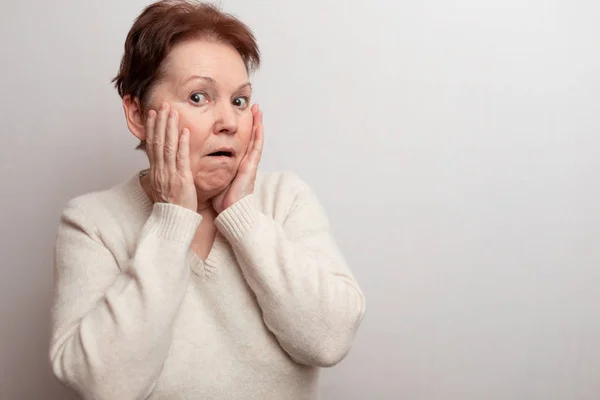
left=182, top=75, right=252, bottom=91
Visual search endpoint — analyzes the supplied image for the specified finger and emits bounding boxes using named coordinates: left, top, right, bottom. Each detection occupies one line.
left=176, top=128, right=191, bottom=176
left=241, top=114, right=263, bottom=174
left=245, top=122, right=256, bottom=158
left=239, top=105, right=260, bottom=163
left=250, top=115, right=264, bottom=165
left=165, top=109, right=179, bottom=172
left=145, top=109, right=157, bottom=165
left=153, top=102, right=170, bottom=170
left=252, top=104, right=260, bottom=128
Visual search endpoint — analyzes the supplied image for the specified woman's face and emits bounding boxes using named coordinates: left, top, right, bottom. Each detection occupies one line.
left=145, top=38, right=254, bottom=195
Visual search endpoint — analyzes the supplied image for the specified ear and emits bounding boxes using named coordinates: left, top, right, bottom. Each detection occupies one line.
left=122, top=95, right=146, bottom=141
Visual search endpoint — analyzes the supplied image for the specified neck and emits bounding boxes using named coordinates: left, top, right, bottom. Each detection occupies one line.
left=196, top=198, right=216, bottom=215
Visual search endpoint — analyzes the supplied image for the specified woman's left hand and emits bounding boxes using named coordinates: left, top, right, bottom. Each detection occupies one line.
left=212, top=104, right=264, bottom=214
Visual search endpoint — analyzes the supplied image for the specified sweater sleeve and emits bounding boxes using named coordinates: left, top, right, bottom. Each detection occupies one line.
left=49, top=201, right=201, bottom=400
left=214, top=174, right=366, bottom=367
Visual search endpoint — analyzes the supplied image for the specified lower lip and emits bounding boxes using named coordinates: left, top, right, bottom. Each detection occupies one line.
left=205, top=155, right=234, bottom=161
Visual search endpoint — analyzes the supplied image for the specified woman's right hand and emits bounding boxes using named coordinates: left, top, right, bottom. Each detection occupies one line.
left=146, top=103, right=198, bottom=212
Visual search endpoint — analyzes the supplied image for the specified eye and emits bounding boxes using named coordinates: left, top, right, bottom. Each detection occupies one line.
left=190, top=92, right=208, bottom=105
left=232, top=96, right=249, bottom=108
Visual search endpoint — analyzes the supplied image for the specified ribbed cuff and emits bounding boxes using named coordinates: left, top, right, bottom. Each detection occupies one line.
left=215, top=195, right=260, bottom=244
left=144, top=203, right=202, bottom=243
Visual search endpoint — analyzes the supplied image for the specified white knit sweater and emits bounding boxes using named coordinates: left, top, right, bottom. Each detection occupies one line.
left=49, top=170, right=365, bottom=400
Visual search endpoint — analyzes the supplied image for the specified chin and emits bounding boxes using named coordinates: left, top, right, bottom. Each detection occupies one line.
left=193, top=169, right=235, bottom=194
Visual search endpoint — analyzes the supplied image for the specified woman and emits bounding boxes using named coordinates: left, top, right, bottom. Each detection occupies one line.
left=49, top=1, right=366, bottom=399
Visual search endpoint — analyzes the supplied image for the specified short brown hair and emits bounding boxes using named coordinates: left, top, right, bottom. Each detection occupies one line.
left=112, top=0, right=261, bottom=149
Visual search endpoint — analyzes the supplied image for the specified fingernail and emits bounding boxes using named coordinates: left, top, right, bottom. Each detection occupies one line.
left=160, top=102, right=168, bottom=110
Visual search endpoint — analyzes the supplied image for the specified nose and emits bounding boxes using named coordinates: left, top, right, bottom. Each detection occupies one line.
left=213, top=101, right=238, bottom=135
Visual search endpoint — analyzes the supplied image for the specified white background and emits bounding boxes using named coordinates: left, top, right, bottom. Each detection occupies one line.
left=1, top=0, right=599, bottom=399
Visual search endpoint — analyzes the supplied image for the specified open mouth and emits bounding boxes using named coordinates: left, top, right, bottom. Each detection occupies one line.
left=207, top=149, right=235, bottom=158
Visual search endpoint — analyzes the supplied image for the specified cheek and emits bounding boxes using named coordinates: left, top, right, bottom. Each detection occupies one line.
left=239, top=113, right=254, bottom=141
left=178, top=113, right=211, bottom=151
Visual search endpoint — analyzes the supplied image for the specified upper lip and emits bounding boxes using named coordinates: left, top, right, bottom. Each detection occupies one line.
left=206, top=146, right=236, bottom=157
